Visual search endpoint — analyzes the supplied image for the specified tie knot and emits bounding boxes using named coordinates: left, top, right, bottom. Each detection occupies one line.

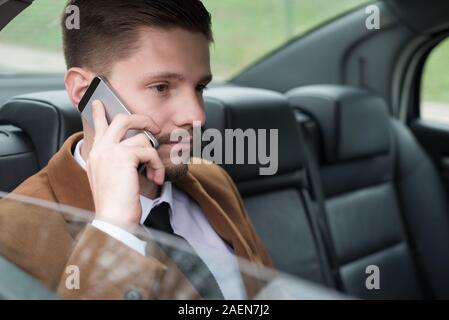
left=143, top=202, right=173, bottom=234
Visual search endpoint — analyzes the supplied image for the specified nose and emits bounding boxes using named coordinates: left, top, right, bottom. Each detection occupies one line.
left=173, top=92, right=206, bottom=127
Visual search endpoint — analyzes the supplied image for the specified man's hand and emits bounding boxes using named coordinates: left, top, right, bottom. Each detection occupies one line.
left=86, top=100, right=165, bottom=227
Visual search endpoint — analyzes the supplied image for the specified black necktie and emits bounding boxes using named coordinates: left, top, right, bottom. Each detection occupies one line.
left=144, top=202, right=224, bottom=299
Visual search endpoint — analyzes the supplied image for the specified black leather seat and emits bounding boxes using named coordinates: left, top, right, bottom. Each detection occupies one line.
left=0, top=91, right=82, bottom=192
left=204, top=87, right=334, bottom=286
left=0, top=125, right=37, bottom=193
left=287, top=85, right=449, bottom=299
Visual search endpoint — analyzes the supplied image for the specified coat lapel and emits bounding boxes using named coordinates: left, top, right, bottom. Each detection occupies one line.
left=46, top=133, right=95, bottom=213
left=174, top=170, right=256, bottom=264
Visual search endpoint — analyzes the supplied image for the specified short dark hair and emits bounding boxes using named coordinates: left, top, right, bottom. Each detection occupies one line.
left=61, top=0, right=213, bottom=75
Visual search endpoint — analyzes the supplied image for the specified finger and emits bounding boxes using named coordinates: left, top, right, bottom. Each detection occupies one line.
left=104, top=114, right=161, bottom=143
left=146, top=166, right=154, bottom=181
left=120, top=133, right=153, bottom=149
left=91, top=100, right=108, bottom=143
left=132, top=147, right=165, bottom=185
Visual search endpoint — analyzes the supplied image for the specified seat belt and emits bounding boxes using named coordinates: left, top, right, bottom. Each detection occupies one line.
left=298, top=120, right=343, bottom=291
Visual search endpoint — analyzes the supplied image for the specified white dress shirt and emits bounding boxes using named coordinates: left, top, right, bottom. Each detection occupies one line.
left=73, top=140, right=246, bottom=299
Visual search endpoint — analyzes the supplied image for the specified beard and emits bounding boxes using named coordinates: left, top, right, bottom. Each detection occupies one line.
left=157, top=128, right=193, bottom=182
left=164, top=163, right=188, bottom=182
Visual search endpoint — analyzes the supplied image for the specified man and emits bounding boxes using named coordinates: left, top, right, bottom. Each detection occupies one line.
left=0, top=0, right=272, bottom=299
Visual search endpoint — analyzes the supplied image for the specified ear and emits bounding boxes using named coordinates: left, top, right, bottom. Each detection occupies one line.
left=64, top=67, right=95, bottom=110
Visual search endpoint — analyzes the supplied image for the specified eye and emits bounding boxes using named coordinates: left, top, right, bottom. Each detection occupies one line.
left=150, top=84, right=169, bottom=93
left=196, top=84, right=209, bottom=93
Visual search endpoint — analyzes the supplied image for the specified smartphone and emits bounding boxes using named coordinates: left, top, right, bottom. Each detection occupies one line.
left=78, top=76, right=159, bottom=149
left=78, top=76, right=159, bottom=175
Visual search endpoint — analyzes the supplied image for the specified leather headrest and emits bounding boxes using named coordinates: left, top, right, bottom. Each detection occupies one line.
left=287, top=85, right=390, bottom=164
left=0, top=91, right=82, bottom=168
left=204, top=87, right=303, bottom=182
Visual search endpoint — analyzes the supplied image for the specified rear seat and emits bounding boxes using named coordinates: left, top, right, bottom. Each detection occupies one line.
left=0, top=91, right=82, bottom=192
left=287, top=85, right=449, bottom=299
left=0, top=125, right=38, bottom=192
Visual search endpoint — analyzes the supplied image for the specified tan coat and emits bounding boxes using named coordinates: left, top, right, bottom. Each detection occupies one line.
left=0, top=132, right=273, bottom=299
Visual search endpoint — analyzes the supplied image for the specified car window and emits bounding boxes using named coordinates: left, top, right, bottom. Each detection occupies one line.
left=0, top=192, right=346, bottom=300
left=0, top=0, right=368, bottom=78
left=421, top=37, right=449, bottom=125
left=203, top=0, right=369, bottom=79
left=0, top=0, right=67, bottom=74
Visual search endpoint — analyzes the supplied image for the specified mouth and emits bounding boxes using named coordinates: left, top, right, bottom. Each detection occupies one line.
left=167, top=141, right=192, bottom=151
left=163, top=138, right=192, bottom=153
left=165, top=134, right=192, bottom=145
left=156, top=129, right=193, bottom=148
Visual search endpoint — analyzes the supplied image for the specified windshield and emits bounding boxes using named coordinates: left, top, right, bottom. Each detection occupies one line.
left=0, top=0, right=369, bottom=79
left=0, top=192, right=347, bottom=300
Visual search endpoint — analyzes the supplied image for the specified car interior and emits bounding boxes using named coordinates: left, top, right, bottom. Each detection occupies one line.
left=2, top=0, right=449, bottom=299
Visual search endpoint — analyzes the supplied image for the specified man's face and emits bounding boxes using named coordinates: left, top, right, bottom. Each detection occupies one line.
left=106, top=27, right=211, bottom=181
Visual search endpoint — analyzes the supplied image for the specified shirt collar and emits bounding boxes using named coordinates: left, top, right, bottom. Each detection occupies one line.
left=73, top=139, right=174, bottom=225
left=73, top=138, right=87, bottom=169
left=139, top=182, right=173, bottom=225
